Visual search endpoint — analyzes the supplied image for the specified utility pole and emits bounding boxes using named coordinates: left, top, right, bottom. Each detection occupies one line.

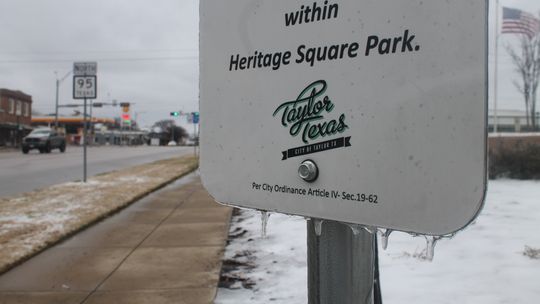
left=54, top=70, right=72, bottom=129
left=55, top=78, right=59, bottom=128
left=493, top=0, right=500, bottom=133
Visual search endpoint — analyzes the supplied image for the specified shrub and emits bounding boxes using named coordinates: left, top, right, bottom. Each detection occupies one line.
left=489, top=141, right=540, bottom=179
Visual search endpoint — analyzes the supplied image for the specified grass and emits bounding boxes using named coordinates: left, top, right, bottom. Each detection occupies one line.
left=0, top=155, right=198, bottom=274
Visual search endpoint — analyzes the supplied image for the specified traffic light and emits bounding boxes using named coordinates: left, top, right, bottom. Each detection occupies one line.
left=192, top=112, right=200, bottom=124
left=120, top=102, right=130, bottom=113
left=170, top=111, right=180, bottom=117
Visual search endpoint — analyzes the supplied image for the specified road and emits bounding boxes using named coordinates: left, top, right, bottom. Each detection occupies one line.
left=0, top=145, right=193, bottom=197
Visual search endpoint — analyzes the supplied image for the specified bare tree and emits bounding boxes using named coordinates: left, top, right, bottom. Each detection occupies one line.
left=507, top=34, right=540, bottom=130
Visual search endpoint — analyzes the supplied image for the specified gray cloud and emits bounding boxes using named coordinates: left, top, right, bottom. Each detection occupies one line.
left=0, top=0, right=199, bottom=128
left=1, top=0, right=539, bottom=129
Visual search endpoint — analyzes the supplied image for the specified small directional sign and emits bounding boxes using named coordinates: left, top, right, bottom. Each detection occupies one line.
left=73, top=62, right=97, bottom=76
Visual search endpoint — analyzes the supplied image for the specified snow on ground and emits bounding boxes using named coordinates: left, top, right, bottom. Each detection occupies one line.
left=215, top=179, right=540, bottom=304
left=0, top=156, right=198, bottom=273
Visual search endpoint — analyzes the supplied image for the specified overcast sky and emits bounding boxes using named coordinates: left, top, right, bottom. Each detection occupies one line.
left=0, top=0, right=198, bottom=129
left=0, top=0, right=538, bottom=130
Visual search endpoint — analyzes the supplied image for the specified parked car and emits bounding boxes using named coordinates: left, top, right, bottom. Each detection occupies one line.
left=22, top=128, right=66, bottom=154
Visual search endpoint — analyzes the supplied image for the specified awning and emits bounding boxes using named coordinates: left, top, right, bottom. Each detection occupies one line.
left=0, top=123, right=33, bottom=130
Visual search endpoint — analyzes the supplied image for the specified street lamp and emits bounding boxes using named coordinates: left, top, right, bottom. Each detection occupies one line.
left=54, top=70, right=73, bottom=128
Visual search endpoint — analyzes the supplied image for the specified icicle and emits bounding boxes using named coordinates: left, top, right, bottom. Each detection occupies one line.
left=380, top=229, right=393, bottom=250
left=349, top=224, right=362, bottom=236
left=260, top=210, right=270, bottom=238
left=443, top=232, right=457, bottom=240
left=361, top=226, right=377, bottom=235
left=424, top=236, right=441, bottom=261
left=313, top=219, right=324, bottom=236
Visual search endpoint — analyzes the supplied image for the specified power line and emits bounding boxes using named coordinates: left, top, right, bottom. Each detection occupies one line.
left=0, top=48, right=196, bottom=55
left=0, top=56, right=197, bottom=64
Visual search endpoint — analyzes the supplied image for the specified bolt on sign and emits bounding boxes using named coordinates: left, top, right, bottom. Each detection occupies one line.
left=199, top=0, right=488, bottom=235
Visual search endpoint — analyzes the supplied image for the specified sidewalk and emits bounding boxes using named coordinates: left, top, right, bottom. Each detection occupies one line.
left=0, top=173, right=232, bottom=304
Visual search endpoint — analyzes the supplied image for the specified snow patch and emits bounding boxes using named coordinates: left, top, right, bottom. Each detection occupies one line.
left=215, top=180, right=540, bottom=304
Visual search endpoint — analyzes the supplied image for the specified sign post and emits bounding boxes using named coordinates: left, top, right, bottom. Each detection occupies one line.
left=308, top=220, right=375, bottom=304
left=200, top=0, right=488, bottom=302
left=73, top=62, right=97, bottom=183
left=192, top=112, right=199, bottom=156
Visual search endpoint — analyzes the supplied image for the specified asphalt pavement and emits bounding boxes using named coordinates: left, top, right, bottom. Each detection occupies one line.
left=0, top=173, right=232, bottom=304
left=0, top=145, right=193, bottom=197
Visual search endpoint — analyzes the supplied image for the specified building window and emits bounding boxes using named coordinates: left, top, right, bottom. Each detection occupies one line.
left=25, top=103, right=30, bottom=117
left=16, top=100, right=22, bottom=116
left=9, top=98, right=14, bottom=114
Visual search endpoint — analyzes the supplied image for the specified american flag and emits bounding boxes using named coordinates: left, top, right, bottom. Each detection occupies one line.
left=502, top=7, right=540, bottom=38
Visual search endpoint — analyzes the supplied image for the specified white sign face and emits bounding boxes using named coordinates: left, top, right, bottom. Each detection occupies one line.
left=73, top=76, right=97, bottom=99
left=73, top=62, right=97, bottom=76
left=200, top=0, right=487, bottom=235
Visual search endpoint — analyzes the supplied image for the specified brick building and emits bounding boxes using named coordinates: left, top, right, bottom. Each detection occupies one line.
left=0, top=89, right=33, bottom=147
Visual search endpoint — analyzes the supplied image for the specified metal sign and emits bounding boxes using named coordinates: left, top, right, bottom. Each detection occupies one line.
left=73, top=62, right=97, bottom=76
left=73, top=76, right=97, bottom=99
left=200, top=0, right=488, bottom=235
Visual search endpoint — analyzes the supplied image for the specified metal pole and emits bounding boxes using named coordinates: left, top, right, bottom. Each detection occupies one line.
left=89, top=99, right=93, bottom=146
left=83, top=98, right=87, bottom=182
left=172, top=123, right=175, bottom=145
left=55, top=78, right=59, bottom=129
left=55, top=70, right=72, bottom=130
left=493, top=0, right=500, bottom=133
left=193, top=122, right=196, bottom=156
left=307, top=220, right=375, bottom=304
left=16, top=116, right=20, bottom=148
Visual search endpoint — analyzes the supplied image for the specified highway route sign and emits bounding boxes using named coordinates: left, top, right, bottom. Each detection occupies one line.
left=200, top=0, right=488, bottom=235
left=73, top=76, right=97, bottom=99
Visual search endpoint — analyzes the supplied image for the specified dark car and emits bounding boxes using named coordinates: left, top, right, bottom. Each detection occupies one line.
left=22, top=128, right=66, bottom=154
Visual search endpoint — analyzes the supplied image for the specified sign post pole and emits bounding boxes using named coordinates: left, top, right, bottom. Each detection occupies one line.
left=83, top=97, right=87, bottom=183
left=307, top=220, right=374, bottom=304
left=73, top=61, right=97, bottom=183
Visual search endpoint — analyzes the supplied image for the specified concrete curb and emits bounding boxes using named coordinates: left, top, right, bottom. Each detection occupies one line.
left=0, top=159, right=199, bottom=275
left=210, top=208, right=235, bottom=301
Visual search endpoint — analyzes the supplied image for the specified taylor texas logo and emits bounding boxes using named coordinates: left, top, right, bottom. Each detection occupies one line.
left=273, top=80, right=351, bottom=160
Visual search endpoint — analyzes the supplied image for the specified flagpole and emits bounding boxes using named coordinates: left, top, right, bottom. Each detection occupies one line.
left=494, top=0, right=500, bottom=133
